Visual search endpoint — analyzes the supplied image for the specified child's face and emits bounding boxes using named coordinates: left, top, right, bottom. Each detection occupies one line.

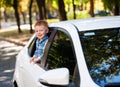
left=35, top=25, right=49, bottom=40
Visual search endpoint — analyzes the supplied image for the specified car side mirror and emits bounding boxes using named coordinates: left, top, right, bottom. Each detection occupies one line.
left=39, top=68, right=69, bottom=87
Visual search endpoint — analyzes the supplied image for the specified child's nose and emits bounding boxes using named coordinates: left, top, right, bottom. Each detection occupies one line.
left=38, top=31, right=41, bottom=34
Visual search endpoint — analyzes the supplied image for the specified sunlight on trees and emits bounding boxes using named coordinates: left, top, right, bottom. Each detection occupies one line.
left=0, top=0, right=120, bottom=31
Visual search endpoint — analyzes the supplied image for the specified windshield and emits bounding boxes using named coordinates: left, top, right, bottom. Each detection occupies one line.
left=79, top=28, right=120, bottom=87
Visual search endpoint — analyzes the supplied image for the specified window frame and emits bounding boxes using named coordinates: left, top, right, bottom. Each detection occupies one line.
left=42, top=27, right=77, bottom=68
left=40, top=28, right=57, bottom=67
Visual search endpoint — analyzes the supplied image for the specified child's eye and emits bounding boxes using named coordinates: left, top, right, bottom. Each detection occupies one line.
left=35, top=30, right=38, bottom=32
left=39, top=30, right=44, bottom=32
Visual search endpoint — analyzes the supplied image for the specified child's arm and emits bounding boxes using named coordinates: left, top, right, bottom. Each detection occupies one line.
left=32, top=58, right=40, bottom=63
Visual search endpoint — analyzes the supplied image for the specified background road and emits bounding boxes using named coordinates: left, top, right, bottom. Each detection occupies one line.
left=0, top=41, right=23, bottom=87
left=0, top=21, right=34, bottom=32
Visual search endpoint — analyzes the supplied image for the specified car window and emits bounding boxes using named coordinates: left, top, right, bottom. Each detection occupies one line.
left=45, top=29, right=80, bottom=86
left=28, top=28, right=53, bottom=58
left=28, top=37, right=37, bottom=57
left=79, top=28, right=120, bottom=87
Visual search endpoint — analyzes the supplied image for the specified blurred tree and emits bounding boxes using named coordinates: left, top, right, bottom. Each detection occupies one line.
left=13, top=0, right=22, bottom=33
left=46, top=0, right=67, bottom=21
left=102, top=0, right=120, bottom=15
left=36, top=0, right=46, bottom=20
left=0, top=10, right=1, bottom=29
left=3, top=8, right=8, bottom=22
left=46, top=0, right=58, bottom=19
left=65, top=0, right=89, bottom=19
left=29, top=0, right=34, bottom=33
left=19, top=0, right=28, bottom=24
left=65, top=0, right=72, bottom=12
left=1, top=0, right=11, bottom=22
left=90, top=0, right=94, bottom=17
left=1, top=0, right=22, bottom=33
left=72, top=0, right=76, bottom=19
left=71, top=0, right=83, bottom=19
left=58, top=0, right=67, bottom=21
left=80, top=0, right=89, bottom=10
left=46, top=0, right=52, bottom=19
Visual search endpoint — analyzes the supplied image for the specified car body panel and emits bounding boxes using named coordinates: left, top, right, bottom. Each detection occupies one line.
left=49, top=20, right=99, bottom=87
left=13, top=16, right=120, bottom=87
left=49, top=16, right=120, bottom=31
left=14, top=46, right=46, bottom=87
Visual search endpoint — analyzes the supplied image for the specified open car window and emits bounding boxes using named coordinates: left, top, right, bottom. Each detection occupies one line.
left=44, top=28, right=80, bottom=87
left=28, top=37, right=37, bottom=57
left=28, top=27, right=54, bottom=58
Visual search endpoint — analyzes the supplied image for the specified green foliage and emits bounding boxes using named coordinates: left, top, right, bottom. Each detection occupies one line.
left=52, top=0, right=58, bottom=9
left=67, top=10, right=90, bottom=20
left=46, top=0, right=58, bottom=9
left=1, top=0, right=13, bottom=7
left=65, top=0, right=81, bottom=5
left=102, top=0, right=120, bottom=12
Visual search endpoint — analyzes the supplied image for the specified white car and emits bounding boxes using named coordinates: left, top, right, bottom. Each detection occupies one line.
left=13, top=16, right=120, bottom=87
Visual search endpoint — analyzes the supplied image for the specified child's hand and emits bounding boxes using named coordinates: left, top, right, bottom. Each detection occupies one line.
left=30, top=57, right=40, bottom=63
left=30, top=57, right=34, bottom=63
left=33, top=58, right=40, bottom=63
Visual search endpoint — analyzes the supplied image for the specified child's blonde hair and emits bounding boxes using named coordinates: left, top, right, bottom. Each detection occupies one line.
left=34, top=20, right=48, bottom=28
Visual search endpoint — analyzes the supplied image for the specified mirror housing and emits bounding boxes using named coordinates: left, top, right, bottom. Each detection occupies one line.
left=39, top=68, right=69, bottom=87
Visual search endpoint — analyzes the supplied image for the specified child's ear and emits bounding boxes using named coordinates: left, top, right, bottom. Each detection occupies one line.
left=46, top=28, right=49, bottom=33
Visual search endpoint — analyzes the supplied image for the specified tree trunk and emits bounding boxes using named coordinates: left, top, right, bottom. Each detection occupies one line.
left=29, top=0, right=34, bottom=33
left=113, top=1, right=119, bottom=15
left=72, top=0, right=76, bottom=19
left=13, top=0, right=22, bottom=33
left=4, top=9, right=8, bottom=22
left=90, top=0, right=94, bottom=17
left=36, top=0, right=46, bottom=20
left=58, top=0, right=67, bottom=21
left=0, top=11, right=1, bottom=29
left=21, top=12, right=26, bottom=24
left=43, top=0, right=47, bottom=19
left=0, top=22, right=1, bottom=29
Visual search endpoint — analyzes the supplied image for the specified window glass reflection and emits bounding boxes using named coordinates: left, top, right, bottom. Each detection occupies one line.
left=79, top=28, right=120, bottom=87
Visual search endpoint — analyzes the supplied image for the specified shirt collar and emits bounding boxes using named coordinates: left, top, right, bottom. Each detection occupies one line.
left=38, top=35, right=48, bottom=43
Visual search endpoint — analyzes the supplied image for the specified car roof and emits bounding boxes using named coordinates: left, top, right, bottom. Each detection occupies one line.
left=49, top=16, right=120, bottom=31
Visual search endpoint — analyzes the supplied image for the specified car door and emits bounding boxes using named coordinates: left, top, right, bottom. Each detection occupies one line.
left=17, top=35, right=47, bottom=87
left=18, top=28, right=57, bottom=87
left=40, top=27, right=80, bottom=87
